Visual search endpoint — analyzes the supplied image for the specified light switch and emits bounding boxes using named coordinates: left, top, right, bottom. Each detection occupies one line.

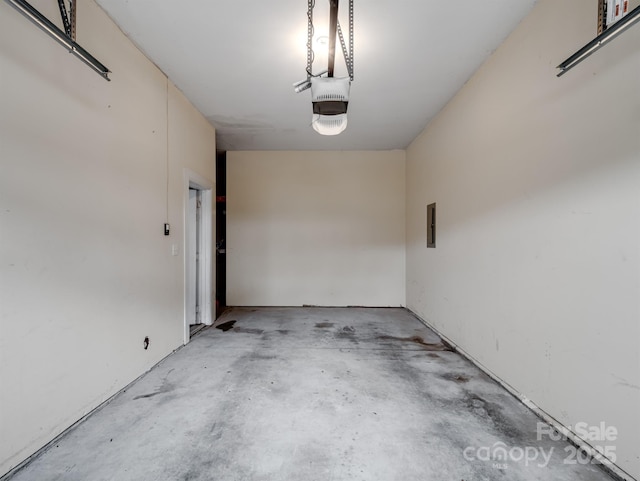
left=171, top=244, right=179, bottom=256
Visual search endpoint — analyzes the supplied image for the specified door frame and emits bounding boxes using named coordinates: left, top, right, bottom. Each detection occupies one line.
left=183, top=168, right=214, bottom=344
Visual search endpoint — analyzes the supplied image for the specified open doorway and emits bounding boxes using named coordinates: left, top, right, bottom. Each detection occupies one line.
left=183, top=169, right=214, bottom=344
left=215, top=151, right=227, bottom=318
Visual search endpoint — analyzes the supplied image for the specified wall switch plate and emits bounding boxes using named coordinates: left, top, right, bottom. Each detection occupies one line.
left=171, top=244, right=179, bottom=256
left=164, top=223, right=170, bottom=236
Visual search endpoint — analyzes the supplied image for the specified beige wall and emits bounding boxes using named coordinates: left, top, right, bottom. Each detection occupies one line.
left=2, top=0, right=639, bottom=477
left=0, top=0, right=216, bottom=475
left=227, top=151, right=406, bottom=307
left=406, top=0, right=639, bottom=478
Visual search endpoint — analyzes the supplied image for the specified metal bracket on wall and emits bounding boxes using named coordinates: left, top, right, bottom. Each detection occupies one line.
left=597, top=0, right=606, bottom=34
left=4, top=0, right=111, bottom=80
left=557, top=4, right=640, bottom=76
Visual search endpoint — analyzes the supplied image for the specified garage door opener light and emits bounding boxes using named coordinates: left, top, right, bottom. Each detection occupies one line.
left=294, top=0, right=354, bottom=136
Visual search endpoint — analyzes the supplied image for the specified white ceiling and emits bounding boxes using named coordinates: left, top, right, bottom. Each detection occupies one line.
left=95, top=0, right=538, bottom=151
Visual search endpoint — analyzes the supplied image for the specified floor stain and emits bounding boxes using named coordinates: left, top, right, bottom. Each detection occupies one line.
left=276, top=330, right=290, bottom=335
left=216, top=320, right=236, bottom=332
left=133, top=391, right=163, bottom=400
left=250, top=354, right=277, bottom=360
left=462, top=394, right=523, bottom=442
left=133, top=369, right=175, bottom=400
left=441, top=373, right=470, bottom=383
left=315, top=322, right=334, bottom=328
left=336, top=326, right=359, bottom=344
left=377, top=335, right=454, bottom=351
left=233, top=327, right=264, bottom=335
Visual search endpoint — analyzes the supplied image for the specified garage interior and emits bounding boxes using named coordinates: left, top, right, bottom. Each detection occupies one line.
left=0, top=0, right=638, bottom=480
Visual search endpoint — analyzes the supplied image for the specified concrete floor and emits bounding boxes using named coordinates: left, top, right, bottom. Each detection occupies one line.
left=7, top=308, right=618, bottom=481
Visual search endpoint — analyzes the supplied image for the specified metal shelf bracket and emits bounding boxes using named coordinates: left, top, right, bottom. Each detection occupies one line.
left=5, top=0, right=111, bottom=81
left=557, top=4, right=640, bottom=77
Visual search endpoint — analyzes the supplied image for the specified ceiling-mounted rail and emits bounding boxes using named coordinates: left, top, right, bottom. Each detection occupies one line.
left=557, top=4, right=640, bottom=77
left=327, top=0, right=339, bottom=77
left=4, top=0, right=110, bottom=80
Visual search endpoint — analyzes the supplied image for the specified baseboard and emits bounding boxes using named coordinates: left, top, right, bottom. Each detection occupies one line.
left=407, top=308, right=636, bottom=481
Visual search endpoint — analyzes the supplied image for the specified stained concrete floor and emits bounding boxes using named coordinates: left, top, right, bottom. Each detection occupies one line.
left=7, top=308, right=618, bottom=481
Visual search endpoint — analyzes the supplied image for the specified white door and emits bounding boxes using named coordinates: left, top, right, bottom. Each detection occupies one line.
left=186, top=188, right=199, bottom=325
left=183, top=169, right=214, bottom=345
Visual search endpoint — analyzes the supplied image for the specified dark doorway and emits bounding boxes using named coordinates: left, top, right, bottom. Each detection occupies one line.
left=215, top=151, right=227, bottom=318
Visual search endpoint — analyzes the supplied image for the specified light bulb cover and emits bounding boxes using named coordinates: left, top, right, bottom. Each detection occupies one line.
left=312, top=113, right=348, bottom=136
left=310, top=77, right=350, bottom=135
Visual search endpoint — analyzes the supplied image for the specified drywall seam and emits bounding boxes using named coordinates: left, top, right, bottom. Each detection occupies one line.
left=408, top=309, right=634, bottom=481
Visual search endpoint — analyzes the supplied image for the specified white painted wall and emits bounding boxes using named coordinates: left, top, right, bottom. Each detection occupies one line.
left=406, top=0, right=639, bottom=478
left=227, top=151, right=405, bottom=307
left=0, top=0, right=215, bottom=475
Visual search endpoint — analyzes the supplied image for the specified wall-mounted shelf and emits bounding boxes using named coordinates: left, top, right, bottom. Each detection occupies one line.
left=557, top=4, right=640, bottom=77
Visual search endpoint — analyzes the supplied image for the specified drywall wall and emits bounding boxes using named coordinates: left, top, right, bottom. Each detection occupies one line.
left=406, top=0, right=639, bottom=478
left=227, top=151, right=405, bottom=307
left=0, top=0, right=216, bottom=475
